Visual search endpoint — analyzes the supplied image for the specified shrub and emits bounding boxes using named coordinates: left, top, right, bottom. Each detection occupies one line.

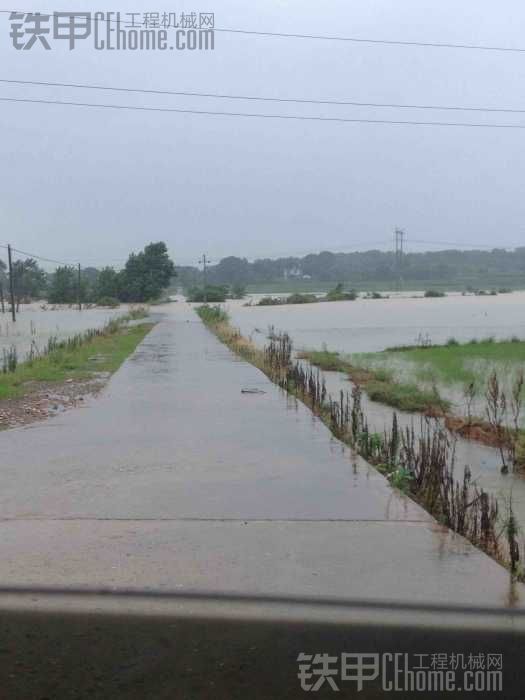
left=96, top=296, right=121, bottom=308
left=196, top=305, right=228, bottom=324
left=286, top=293, right=318, bottom=304
left=187, top=286, right=228, bottom=302
left=230, top=283, right=246, bottom=299
left=257, top=296, right=283, bottom=306
left=126, top=306, right=149, bottom=320
left=424, top=290, right=445, bottom=298
left=257, top=293, right=318, bottom=306
left=324, top=283, right=357, bottom=301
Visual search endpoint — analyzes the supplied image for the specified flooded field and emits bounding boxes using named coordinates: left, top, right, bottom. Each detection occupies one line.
left=226, top=291, right=525, bottom=354
left=221, top=291, right=525, bottom=527
left=225, top=291, right=525, bottom=419
left=0, top=305, right=127, bottom=361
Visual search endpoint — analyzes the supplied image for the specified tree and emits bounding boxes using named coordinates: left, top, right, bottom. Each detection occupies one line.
left=48, top=266, right=78, bottom=304
left=12, top=258, right=47, bottom=305
left=208, top=256, right=249, bottom=285
left=93, top=267, right=120, bottom=301
left=119, top=242, right=175, bottom=302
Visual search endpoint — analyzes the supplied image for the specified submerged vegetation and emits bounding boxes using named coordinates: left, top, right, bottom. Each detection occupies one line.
left=188, top=285, right=229, bottom=303
left=302, top=340, right=525, bottom=473
left=381, top=336, right=525, bottom=386
left=197, top=306, right=523, bottom=579
left=256, top=293, right=318, bottom=306
left=323, top=283, right=357, bottom=302
left=255, top=284, right=358, bottom=307
left=297, top=349, right=450, bottom=414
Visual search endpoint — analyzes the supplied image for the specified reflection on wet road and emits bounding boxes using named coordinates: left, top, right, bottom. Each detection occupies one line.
left=227, top=294, right=525, bottom=528
left=0, top=303, right=521, bottom=606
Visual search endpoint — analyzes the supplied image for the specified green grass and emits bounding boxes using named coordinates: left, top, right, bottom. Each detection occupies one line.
left=365, top=379, right=447, bottom=412
left=196, top=304, right=229, bottom=324
left=297, top=350, right=348, bottom=372
left=0, top=323, right=153, bottom=401
left=363, top=338, right=525, bottom=386
left=299, top=349, right=449, bottom=413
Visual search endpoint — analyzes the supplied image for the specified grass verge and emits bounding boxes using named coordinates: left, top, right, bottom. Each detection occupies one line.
left=0, top=322, right=154, bottom=401
left=196, top=305, right=264, bottom=370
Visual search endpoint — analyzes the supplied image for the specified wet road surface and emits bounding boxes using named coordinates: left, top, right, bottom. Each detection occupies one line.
left=0, top=302, right=521, bottom=607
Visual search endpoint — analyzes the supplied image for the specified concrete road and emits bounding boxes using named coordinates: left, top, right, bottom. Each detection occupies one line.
left=0, top=302, right=521, bottom=607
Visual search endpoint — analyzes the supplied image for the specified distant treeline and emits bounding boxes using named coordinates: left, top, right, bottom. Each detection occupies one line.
left=0, top=242, right=175, bottom=307
left=175, top=248, right=525, bottom=289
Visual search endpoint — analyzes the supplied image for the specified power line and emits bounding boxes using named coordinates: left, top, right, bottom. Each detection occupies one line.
left=0, top=244, right=123, bottom=268
left=0, top=243, right=74, bottom=266
left=3, top=96, right=525, bottom=129
left=0, top=9, right=524, bottom=54
left=214, top=27, right=525, bottom=54
left=408, top=238, right=520, bottom=250
left=3, top=78, right=525, bottom=116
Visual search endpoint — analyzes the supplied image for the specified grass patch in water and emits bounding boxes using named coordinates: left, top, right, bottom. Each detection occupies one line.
left=376, top=337, right=525, bottom=386
left=365, top=379, right=446, bottom=413
left=299, top=350, right=449, bottom=413
left=296, top=350, right=348, bottom=372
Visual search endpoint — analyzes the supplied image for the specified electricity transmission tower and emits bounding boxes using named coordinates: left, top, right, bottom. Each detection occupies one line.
left=394, top=228, right=405, bottom=291
left=198, top=254, right=211, bottom=302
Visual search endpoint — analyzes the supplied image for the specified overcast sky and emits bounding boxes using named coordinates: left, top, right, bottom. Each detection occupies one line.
left=1, top=1, right=525, bottom=269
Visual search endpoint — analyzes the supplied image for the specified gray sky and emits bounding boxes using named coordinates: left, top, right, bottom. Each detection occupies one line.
left=2, top=0, right=525, bottom=268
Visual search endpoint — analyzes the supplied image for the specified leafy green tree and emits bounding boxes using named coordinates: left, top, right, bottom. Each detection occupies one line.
left=48, top=266, right=78, bottom=304
left=119, top=242, right=175, bottom=302
left=208, top=256, right=249, bottom=285
left=93, top=267, right=120, bottom=301
left=12, top=258, right=47, bottom=304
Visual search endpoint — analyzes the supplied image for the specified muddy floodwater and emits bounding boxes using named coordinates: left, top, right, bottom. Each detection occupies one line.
left=223, top=291, right=525, bottom=527
left=0, top=305, right=128, bottom=360
left=226, top=291, right=525, bottom=353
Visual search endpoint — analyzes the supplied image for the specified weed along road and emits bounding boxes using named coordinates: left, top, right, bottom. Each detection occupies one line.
left=0, top=301, right=520, bottom=608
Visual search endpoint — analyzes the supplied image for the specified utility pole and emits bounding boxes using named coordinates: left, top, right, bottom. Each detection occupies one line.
left=394, top=228, right=405, bottom=291
left=198, top=254, right=210, bottom=303
left=7, top=244, right=16, bottom=322
left=77, top=263, right=82, bottom=311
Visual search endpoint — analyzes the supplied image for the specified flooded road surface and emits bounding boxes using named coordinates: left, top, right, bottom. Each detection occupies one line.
left=0, top=302, right=521, bottom=606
